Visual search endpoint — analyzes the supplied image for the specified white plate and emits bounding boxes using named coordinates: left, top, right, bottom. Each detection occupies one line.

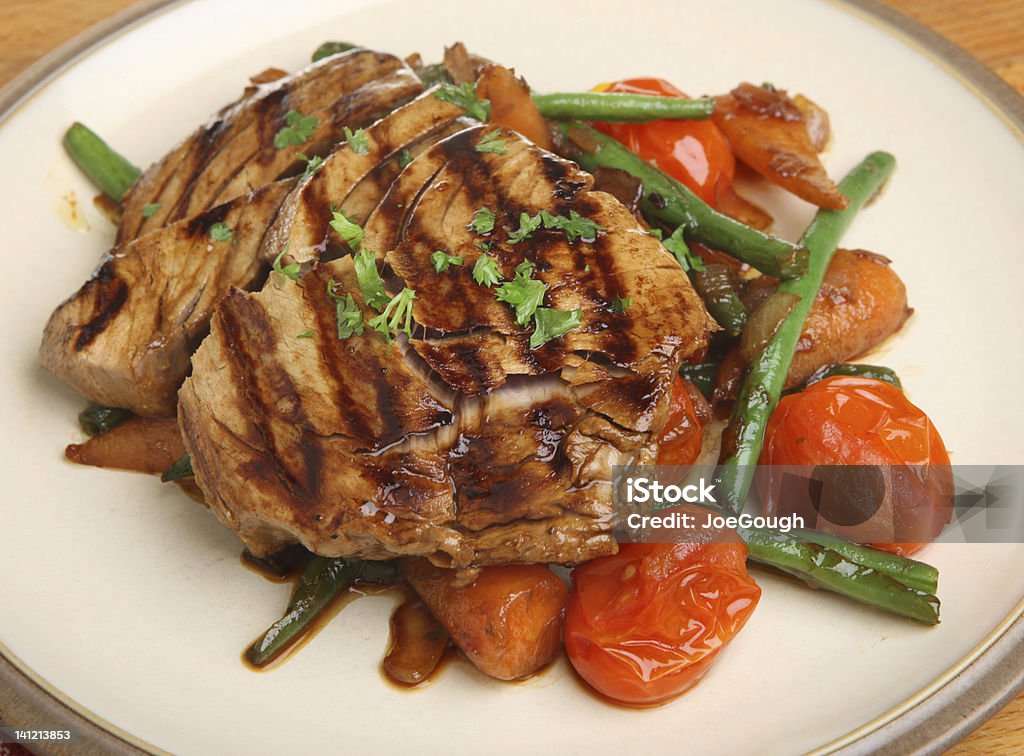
left=1, top=0, right=1023, bottom=753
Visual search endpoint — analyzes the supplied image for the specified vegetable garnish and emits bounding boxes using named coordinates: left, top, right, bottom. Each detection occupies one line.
left=273, top=109, right=318, bottom=149
left=532, top=90, right=716, bottom=122
left=78, top=404, right=132, bottom=437
left=326, top=279, right=364, bottom=339
left=297, top=153, right=325, bottom=181
left=141, top=202, right=162, bottom=218
left=353, top=249, right=390, bottom=310
left=506, top=212, right=543, bottom=244
left=297, top=329, right=315, bottom=339
left=563, top=122, right=806, bottom=278
left=611, top=297, right=632, bottom=314
left=715, top=151, right=896, bottom=516
left=496, top=262, right=547, bottom=325
left=546, top=210, right=605, bottom=243
left=311, top=41, right=359, bottom=62
left=530, top=307, right=582, bottom=348
left=330, top=209, right=365, bottom=249
left=368, top=288, right=417, bottom=343
left=475, top=129, right=508, bottom=154
left=209, top=222, right=234, bottom=242
left=62, top=122, right=141, bottom=202
left=272, top=246, right=300, bottom=281
left=434, top=82, right=490, bottom=121
left=161, top=453, right=193, bottom=482
left=467, top=207, right=496, bottom=235
left=472, top=255, right=501, bottom=287
left=343, top=126, right=370, bottom=155
left=662, top=226, right=705, bottom=272
left=431, top=250, right=463, bottom=272
left=397, top=148, right=413, bottom=168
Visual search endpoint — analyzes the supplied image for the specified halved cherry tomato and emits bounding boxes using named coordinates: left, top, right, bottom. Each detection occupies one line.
left=593, top=78, right=735, bottom=207
left=564, top=524, right=760, bottom=707
left=657, top=377, right=710, bottom=467
left=759, top=376, right=952, bottom=555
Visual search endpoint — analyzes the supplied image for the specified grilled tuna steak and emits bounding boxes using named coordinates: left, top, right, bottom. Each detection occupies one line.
left=178, top=125, right=715, bottom=566
left=41, top=92, right=470, bottom=417
left=117, top=49, right=423, bottom=243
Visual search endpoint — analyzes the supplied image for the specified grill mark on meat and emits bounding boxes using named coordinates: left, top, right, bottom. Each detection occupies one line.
left=183, top=200, right=232, bottom=238
left=119, top=50, right=420, bottom=242
left=298, top=272, right=377, bottom=446
left=216, top=290, right=323, bottom=505
left=175, top=118, right=714, bottom=565
left=72, top=261, right=128, bottom=351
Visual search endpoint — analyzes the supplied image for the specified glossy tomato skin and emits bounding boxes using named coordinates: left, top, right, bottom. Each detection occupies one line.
left=759, top=376, right=952, bottom=555
left=565, top=530, right=761, bottom=707
left=657, top=377, right=710, bottom=467
left=593, top=78, right=735, bottom=206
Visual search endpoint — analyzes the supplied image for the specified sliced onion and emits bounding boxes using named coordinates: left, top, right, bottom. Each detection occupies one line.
left=739, top=290, right=800, bottom=362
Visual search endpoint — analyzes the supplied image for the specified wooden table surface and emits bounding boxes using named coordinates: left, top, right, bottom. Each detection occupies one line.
left=0, top=0, right=1021, bottom=753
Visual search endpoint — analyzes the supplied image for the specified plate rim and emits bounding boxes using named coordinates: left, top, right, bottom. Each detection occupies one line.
left=1, top=1, right=1021, bottom=753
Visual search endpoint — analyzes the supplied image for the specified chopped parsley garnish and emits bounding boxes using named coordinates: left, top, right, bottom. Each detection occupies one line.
left=368, top=288, right=417, bottom=343
left=500, top=209, right=605, bottom=245
left=530, top=307, right=583, bottom=349
left=326, top=279, right=364, bottom=339
left=474, top=240, right=494, bottom=253
left=297, top=329, right=315, bottom=339
left=343, top=126, right=370, bottom=155
left=551, top=210, right=605, bottom=243
left=330, top=210, right=364, bottom=249
left=472, top=255, right=501, bottom=287
left=353, top=249, right=390, bottom=311
left=142, top=202, right=161, bottom=218
left=496, top=263, right=547, bottom=325
left=431, top=250, right=463, bottom=272
left=398, top=148, right=413, bottom=169
left=583, top=264, right=591, bottom=273
left=434, top=82, right=490, bottom=121
left=274, top=110, right=318, bottom=149
left=612, top=297, right=632, bottom=314
left=475, top=129, right=508, bottom=154
left=467, top=207, right=496, bottom=235
left=662, top=226, right=705, bottom=272
left=297, top=153, right=324, bottom=181
left=272, top=246, right=300, bottom=281
left=506, top=212, right=543, bottom=244
left=209, top=222, right=233, bottom=242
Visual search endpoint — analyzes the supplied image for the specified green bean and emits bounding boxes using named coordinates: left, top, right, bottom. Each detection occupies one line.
left=246, top=556, right=359, bottom=666
left=558, top=123, right=807, bottom=279
left=691, top=264, right=747, bottom=337
left=78, top=404, right=132, bottom=436
left=740, top=526, right=939, bottom=624
left=160, top=454, right=193, bottom=482
left=533, top=92, right=714, bottom=122
left=791, top=529, right=937, bottom=594
left=63, top=122, right=141, bottom=201
left=715, top=152, right=896, bottom=516
left=245, top=558, right=398, bottom=667
left=678, top=362, right=718, bottom=400
left=415, top=63, right=452, bottom=88
left=311, top=41, right=360, bottom=62
left=805, top=363, right=903, bottom=390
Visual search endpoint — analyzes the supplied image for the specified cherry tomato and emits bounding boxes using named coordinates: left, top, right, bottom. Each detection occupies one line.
left=759, top=376, right=952, bottom=555
left=565, top=527, right=761, bottom=706
left=657, top=377, right=710, bottom=467
left=593, top=78, right=735, bottom=206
